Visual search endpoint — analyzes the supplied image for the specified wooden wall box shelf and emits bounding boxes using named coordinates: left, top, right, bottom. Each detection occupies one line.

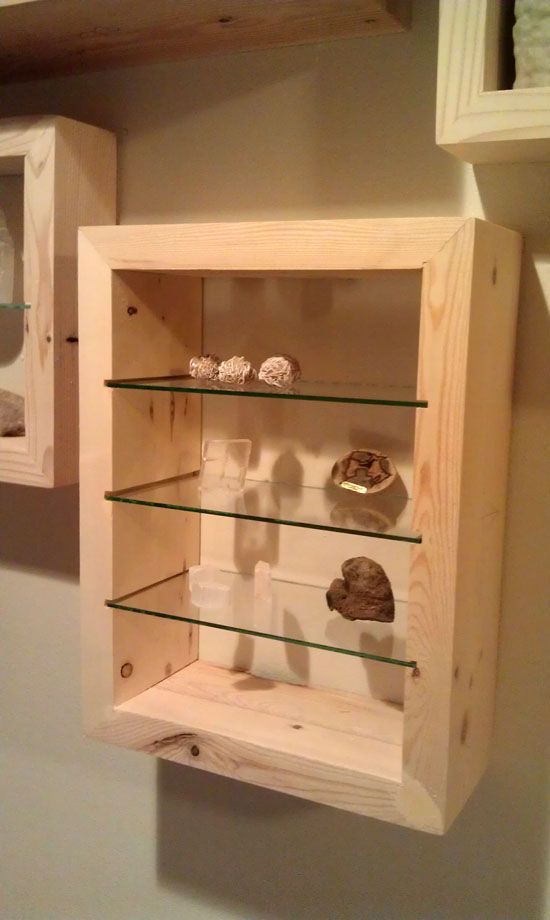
left=79, top=217, right=522, bottom=833
left=437, top=0, right=550, bottom=163
left=0, top=0, right=411, bottom=83
left=0, top=116, right=116, bottom=487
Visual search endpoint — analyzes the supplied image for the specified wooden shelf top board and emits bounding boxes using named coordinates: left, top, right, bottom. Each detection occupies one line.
left=0, top=0, right=411, bottom=83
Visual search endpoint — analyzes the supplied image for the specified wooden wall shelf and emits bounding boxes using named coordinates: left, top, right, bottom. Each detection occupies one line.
left=437, top=0, right=550, bottom=163
left=0, top=116, right=116, bottom=487
left=0, top=0, right=411, bottom=83
left=79, top=217, right=521, bottom=833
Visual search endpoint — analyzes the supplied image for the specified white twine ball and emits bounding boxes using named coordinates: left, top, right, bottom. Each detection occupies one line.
left=258, top=354, right=301, bottom=388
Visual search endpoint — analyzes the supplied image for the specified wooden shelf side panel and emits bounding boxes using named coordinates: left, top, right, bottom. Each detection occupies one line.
left=52, top=118, right=117, bottom=485
left=403, top=219, right=522, bottom=831
left=446, top=219, right=522, bottom=825
left=79, top=245, right=202, bottom=720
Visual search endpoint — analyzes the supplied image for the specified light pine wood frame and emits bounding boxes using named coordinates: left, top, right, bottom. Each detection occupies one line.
left=437, top=0, right=550, bottom=163
left=79, top=217, right=521, bottom=833
left=0, top=0, right=411, bottom=83
left=0, top=116, right=116, bottom=486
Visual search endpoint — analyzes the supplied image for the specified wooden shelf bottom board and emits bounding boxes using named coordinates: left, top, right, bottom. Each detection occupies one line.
left=96, top=661, right=404, bottom=816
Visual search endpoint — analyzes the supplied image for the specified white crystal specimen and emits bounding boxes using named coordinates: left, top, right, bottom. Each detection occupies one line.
left=218, top=356, right=257, bottom=384
left=199, top=438, right=252, bottom=493
left=188, top=564, right=217, bottom=587
left=254, top=560, right=273, bottom=617
left=514, top=0, right=550, bottom=88
left=189, top=354, right=220, bottom=380
left=0, top=226, right=15, bottom=303
left=188, top=565, right=232, bottom=609
left=258, top=354, right=301, bottom=388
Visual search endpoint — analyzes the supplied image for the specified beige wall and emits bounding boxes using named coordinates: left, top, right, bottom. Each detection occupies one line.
left=1, top=3, right=549, bottom=918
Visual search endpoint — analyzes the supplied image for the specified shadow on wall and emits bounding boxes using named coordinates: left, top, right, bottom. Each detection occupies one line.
left=153, top=230, right=550, bottom=920
left=472, top=163, right=550, bottom=915
left=0, top=483, right=79, bottom=577
left=311, top=0, right=457, bottom=214
left=0, top=3, right=461, bottom=222
left=155, top=755, right=543, bottom=920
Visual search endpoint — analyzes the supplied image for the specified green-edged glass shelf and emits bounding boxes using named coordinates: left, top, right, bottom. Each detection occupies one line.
left=105, top=374, right=427, bottom=408
left=0, top=302, right=30, bottom=309
left=106, top=570, right=414, bottom=668
left=105, top=472, right=420, bottom=543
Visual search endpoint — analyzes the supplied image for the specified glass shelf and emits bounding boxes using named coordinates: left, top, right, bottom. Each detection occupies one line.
left=106, top=472, right=420, bottom=544
left=0, top=302, right=30, bottom=309
left=106, top=571, right=414, bottom=668
left=105, top=374, right=426, bottom=408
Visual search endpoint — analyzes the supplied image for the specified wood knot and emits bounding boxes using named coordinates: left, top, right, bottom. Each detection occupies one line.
left=127, top=305, right=138, bottom=316
left=148, top=732, right=196, bottom=752
left=120, top=662, right=133, bottom=678
left=190, top=744, right=200, bottom=757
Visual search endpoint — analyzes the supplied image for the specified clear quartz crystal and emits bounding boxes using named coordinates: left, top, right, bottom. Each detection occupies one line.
left=252, top=560, right=291, bottom=684
left=199, top=438, right=252, bottom=493
left=0, top=227, right=15, bottom=303
left=254, top=560, right=273, bottom=620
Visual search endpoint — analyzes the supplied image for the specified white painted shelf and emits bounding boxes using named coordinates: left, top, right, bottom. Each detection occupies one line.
left=437, top=0, right=550, bottom=163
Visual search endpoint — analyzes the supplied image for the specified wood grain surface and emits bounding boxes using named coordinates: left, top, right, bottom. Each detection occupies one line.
left=0, top=0, right=411, bottom=82
left=0, top=116, right=115, bottom=486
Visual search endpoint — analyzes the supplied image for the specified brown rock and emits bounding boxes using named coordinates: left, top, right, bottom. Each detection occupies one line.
left=326, top=556, right=394, bottom=622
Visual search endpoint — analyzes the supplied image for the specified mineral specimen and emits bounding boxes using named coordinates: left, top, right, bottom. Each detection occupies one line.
left=218, top=355, right=257, bottom=384
left=254, top=560, right=273, bottom=619
left=189, top=354, right=220, bottom=380
left=326, top=556, right=395, bottom=622
left=0, top=388, right=24, bottom=437
left=331, top=449, right=396, bottom=495
left=258, top=354, right=301, bottom=388
left=513, top=0, right=550, bottom=88
left=199, top=438, right=252, bottom=493
left=188, top=565, right=232, bottom=609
